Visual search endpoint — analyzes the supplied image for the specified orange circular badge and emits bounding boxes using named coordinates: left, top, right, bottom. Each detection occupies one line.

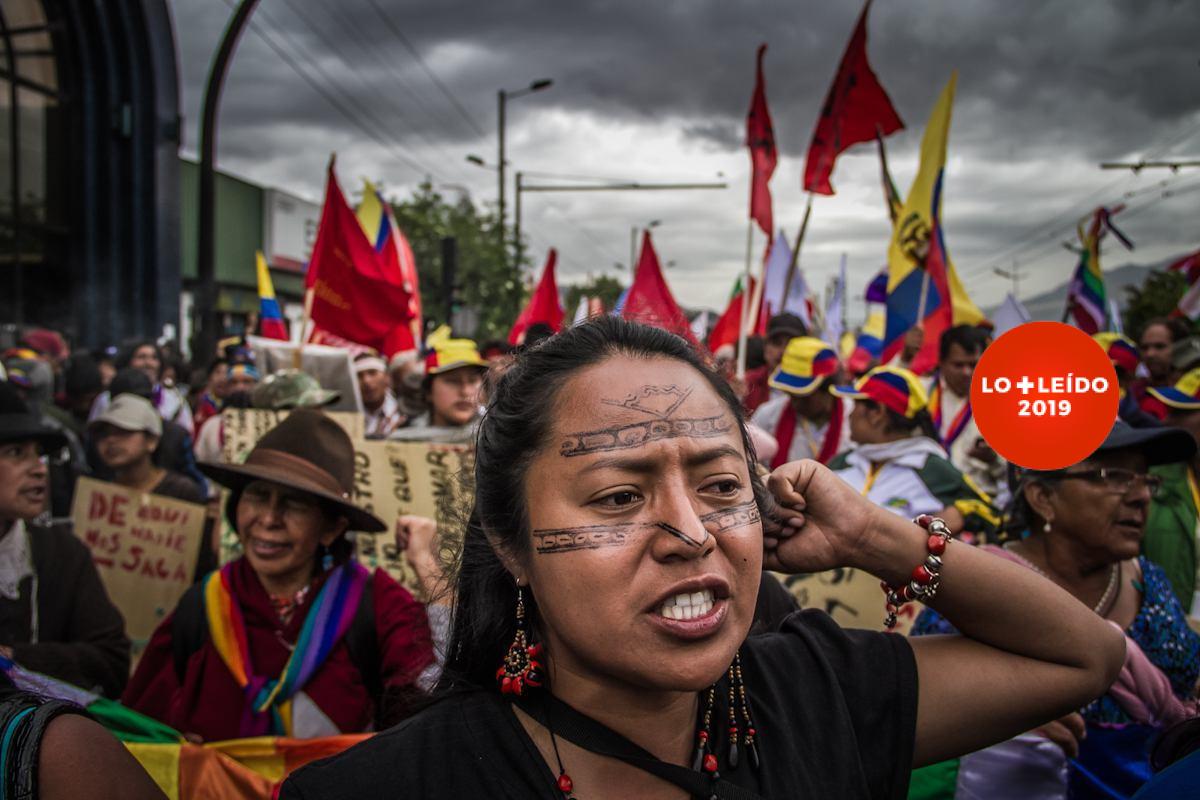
left=971, top=322, right=1118, bottom=470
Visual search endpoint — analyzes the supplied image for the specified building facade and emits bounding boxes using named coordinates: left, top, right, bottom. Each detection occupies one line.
left=1, top=0, right=181, bottom=348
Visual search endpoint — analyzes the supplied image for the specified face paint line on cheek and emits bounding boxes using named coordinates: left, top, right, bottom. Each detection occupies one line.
left=531, top=500, right=761, bottom=555
left=697, top=500, right=761, bottom=534
left=532, top=523, right=637, bottom=554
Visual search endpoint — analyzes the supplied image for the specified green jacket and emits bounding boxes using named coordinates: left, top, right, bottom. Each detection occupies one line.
left=1145, top=461, right=1197, bottom=609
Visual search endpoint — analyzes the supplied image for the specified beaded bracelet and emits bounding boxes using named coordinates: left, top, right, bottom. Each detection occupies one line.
left=881, top=514, right=953, bottom=629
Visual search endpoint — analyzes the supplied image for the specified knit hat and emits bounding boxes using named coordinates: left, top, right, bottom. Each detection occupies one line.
left=768, top=337, right=838, bottom=396
left=831, top=365, right=929, bottom=418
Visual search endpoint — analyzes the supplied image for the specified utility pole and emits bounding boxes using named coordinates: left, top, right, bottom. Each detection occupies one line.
left=197, top=0, right=261, bottom=360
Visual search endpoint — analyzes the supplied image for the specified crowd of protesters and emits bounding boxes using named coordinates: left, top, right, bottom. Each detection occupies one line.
left=1, top=312, right=1199, bottom=799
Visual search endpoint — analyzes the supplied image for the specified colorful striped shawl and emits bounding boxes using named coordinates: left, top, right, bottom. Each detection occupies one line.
left=203, top=561, right=369, bottom=737
left=929, top=380, right=973, bottom=450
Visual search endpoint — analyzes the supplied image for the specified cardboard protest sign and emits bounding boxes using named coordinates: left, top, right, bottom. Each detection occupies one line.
left=348, top=440, right=473, bottom=594
left=217, top=409, right=473, bottom=596
left=246, top=336, right=363, bottom=414
left=779, top=568, right=918, bottom=635
left=219, top=407, right=363, bottom=466
left=71, top=477, right=206, bottom=653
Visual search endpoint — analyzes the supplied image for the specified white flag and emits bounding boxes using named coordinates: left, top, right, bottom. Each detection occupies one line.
left=824, top=256, right=847, bottom=347
left=1108, top=299, right=1124, bottom=334
left=573, top=295, right=589, bottom=326
left=992, top=293, right=1032, bottom=338
left=760, top=233, right=810, bottom=327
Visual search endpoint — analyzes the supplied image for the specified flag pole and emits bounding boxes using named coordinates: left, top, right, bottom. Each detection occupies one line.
left=736, top=219, right=754, bottom=380
left=294, top=288, right=314, bottom=370
left=782, top=193, right=814, bottom=306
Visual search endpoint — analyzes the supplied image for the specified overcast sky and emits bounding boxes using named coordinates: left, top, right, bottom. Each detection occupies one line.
left=169, top=0, right=1200, bottom=319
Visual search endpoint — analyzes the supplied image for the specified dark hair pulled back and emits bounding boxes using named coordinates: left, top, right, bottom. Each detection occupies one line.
left=438, top=316, right=774, bottom=692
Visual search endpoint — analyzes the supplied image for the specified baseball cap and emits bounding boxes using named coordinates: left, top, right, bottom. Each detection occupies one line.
left=424, top=339, right=487, bottom=377
left=89, top=393, right=162, bottom=437
left=252, top=370, right=339, bottom=410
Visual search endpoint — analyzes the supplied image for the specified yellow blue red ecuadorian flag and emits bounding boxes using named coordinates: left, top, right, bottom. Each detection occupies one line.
left=847, top=308, right=885, bottom=375
left=769, top=337, right=839, bottom=395
left=831, top=365, right=929, bottom=419
left=1148, top=367, right=1200, bottom=410
left=256, top=251, right=289, bottom=341
left=357, top=179, right=423, bottom=351
left=882, top=73, right=984, bottom=374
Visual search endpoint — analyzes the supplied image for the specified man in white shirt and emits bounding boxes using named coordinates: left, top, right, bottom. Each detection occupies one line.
left=928, top=325, right=1007, bottom=505
left=355, top=354, right=404, bottom=438
left=750, top=337, right=852, bottom=469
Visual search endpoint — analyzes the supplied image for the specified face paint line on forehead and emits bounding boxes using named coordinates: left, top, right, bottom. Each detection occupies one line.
left=600, top=384, right=693, bottom=418
left=559, top=414, right=735, bottom=457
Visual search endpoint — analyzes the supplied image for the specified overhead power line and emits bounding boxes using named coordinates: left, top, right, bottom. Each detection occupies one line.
left=310, top=1, right=483, bottom=150
left=363, top=0, right=486, bottom=137
left=271, top=0, right=476, bottom=186
left=216, top=0, right=441, bottom=181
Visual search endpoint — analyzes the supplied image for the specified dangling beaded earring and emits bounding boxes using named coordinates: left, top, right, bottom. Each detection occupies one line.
left=692, top=651, right=760, bottom=783
left=1043, top=520, right=1052, bottom=534
left=319, top=544, right=333, bottom=571
left=496, top=585, right=544, bottom=696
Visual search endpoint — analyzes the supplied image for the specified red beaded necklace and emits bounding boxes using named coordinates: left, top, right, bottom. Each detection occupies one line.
left=547, top=651, right=759, bottom=798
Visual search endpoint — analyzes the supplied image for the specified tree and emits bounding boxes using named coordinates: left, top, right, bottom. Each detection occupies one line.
left=1122, top=269, right=1194, bottom=339
left=563, top=274, right=626, bottom=318
left=388, top=183, right=528, bottom=341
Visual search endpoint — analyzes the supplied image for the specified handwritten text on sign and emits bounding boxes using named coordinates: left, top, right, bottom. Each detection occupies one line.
left=71, top=477, right=206, bottom=650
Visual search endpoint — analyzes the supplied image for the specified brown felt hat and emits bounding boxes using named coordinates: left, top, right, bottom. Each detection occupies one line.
left=198, top=408, right=385, bottom=532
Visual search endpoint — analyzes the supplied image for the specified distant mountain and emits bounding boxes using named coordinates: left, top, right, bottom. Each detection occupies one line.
left=988, top=256, right=1183, bottom=322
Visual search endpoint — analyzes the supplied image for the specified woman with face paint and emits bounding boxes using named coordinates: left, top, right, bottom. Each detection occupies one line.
left=284, top=317, right=1125, bottom=800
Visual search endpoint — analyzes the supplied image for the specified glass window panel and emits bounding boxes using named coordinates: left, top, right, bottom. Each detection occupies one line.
left=12, top=31, right=56, bottom=91
left=16, top=86, right=51, bottom=224
left=1, top=0, right=48, bottom=30
left=0, top=76, right=11, bottom=219
left=15, top=54, right=54, bottom=91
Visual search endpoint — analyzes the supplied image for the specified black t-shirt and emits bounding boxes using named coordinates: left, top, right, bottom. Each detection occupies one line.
left=281, top=610, right=917, bottom=799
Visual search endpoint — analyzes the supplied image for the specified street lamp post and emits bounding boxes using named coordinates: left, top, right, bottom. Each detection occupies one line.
left=197, top=0, right=261, bottom=361
left=497, top=79, right=553, bottom=264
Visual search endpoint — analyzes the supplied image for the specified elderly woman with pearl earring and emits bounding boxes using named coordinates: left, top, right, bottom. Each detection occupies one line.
left=913, top=421, right=1200, bottom=797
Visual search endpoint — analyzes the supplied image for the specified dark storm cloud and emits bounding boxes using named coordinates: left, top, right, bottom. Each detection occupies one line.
left=170, top=0, right=1200, bottom=308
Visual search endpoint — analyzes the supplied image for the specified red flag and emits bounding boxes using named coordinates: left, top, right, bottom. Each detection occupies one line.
left=508, top=249, right=564, bottom=345
left=803, top=1, right=904, bottom=195
left=622, top=232, right=697, bottom=345
left=1168, top=246, right=1200, bottom=286
left=708, top=278, right=758, bottom=353
left=305, top=163, right=413, bottom=355
left=747, top=44, right=777, bottom=237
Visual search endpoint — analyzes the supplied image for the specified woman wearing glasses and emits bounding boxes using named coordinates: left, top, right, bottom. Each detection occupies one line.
left=912, top=421, right=1200, bottom=798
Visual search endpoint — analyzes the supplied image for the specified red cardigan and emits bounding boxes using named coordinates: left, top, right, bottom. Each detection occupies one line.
left=122, top=557, right=434, bottom=741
